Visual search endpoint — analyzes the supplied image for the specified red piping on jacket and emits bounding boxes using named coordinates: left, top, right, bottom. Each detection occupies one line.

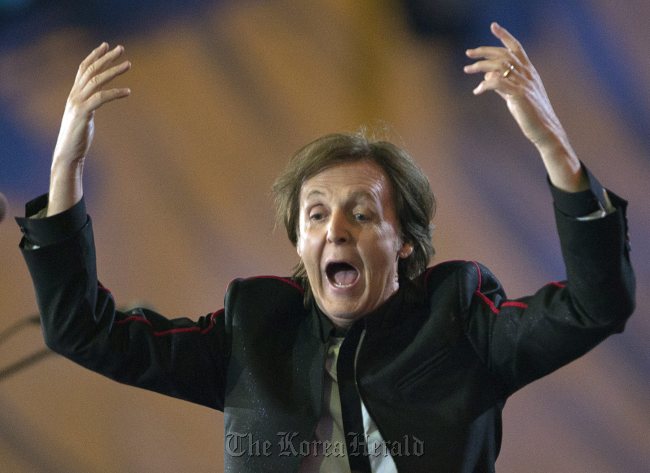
left=471, top=261, right=530, bottom=315
left=114, top=309, right=224, bottom=337
left=547, top=281, right=567, bottom=288
left=105, top=274, right=304, bottom=338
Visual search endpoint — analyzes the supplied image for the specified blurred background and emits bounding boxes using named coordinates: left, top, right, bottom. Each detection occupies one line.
left=0, top=0, right=648, bottom=471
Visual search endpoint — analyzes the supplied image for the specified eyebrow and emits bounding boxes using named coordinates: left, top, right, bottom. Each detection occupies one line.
left=348, top=190, right=375, bottom=203
left=304, top=189, right=326, bottom=201
left=303, top=189, right=376, bottom=202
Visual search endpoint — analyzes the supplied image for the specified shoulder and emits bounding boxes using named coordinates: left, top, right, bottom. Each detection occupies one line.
left=223, top=275, right=307, bottom=326
left=228, top=275, right=304, bottom=294
left=419, top=260, right=494, bottom=289
left=418, top=260, right=505, bottom=308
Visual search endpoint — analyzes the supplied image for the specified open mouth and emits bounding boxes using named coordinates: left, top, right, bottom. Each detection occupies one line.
left=325, top=262, right=360, bottom=288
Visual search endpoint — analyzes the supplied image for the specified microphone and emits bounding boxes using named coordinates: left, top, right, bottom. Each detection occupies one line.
left=0, top=192, right=7, bottom=223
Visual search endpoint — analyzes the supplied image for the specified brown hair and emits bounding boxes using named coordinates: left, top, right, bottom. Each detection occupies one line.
left=273, top=130, right=436, bottom=284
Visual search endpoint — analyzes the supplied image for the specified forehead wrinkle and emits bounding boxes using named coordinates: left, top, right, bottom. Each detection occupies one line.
left=301, top=187, right=380, bottom=210
left=300, top=161, right=393, bottom=209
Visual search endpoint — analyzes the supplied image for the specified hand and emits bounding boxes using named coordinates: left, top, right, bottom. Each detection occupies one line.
left=48, top=43, right=131, bottom=216
left=463, top=22, right=587, bottom=192
left=52, top=43, right=131, bottom=167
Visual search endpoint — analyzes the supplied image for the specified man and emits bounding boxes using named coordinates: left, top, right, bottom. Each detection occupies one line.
left=17, top=22, right=634, bottom=472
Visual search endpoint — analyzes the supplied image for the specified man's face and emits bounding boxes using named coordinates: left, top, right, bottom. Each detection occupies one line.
left=297, top=160, right=413, bottom=328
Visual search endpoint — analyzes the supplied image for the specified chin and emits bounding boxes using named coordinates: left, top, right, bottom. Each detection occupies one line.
left=320, top=302, right=366, bottom=325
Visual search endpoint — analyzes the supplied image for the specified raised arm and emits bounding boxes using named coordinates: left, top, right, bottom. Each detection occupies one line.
left=18, top=45, right=231, bottom=410
left=461, top=23, right=635, bottom=393
left=463, top=22, right=588, bottom=193
left=47, top=43, right=131, bottom=216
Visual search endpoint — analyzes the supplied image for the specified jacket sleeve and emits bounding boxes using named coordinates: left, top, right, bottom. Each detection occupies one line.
left=18, top=199, right=231, bottom=411
left=461, top=191, right=635, bottom=396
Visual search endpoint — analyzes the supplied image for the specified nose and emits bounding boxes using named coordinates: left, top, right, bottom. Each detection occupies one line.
left=326, top=209, right=350, bottom=244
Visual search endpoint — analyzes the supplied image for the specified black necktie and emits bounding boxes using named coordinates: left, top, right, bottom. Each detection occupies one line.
left=336, top=322, right=371, bottom=473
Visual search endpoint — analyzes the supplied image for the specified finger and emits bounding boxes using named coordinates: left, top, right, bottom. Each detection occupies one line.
left=474, top=70, right=522, bottom=96
left=464, top=58, right=514, bottom=75
left=75, top=42, right=109, bottom=82
left=465, top=46, right=508, bottom=60
left=80, top=60, right=131, bottom=100
left=86, top=87, right=131, bottom=111
left=472, top=75, right=519, bottom=96
left=80, top=44, right=125, bottom=85
left=79, top=45, right=126, bottom=87
left=491, top=22, right=528, bottom=63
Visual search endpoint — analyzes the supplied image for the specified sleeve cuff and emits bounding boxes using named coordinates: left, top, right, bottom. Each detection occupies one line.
left=15, top=194, right=87, bottom=247
left=549, top=165, right=611, bottom=218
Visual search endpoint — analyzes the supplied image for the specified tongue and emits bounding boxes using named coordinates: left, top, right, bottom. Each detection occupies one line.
left=333, top=268, right=357, bottom=286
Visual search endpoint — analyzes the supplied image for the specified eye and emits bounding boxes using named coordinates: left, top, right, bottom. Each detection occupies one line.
left=308, top=207, right=326, bottom=222
left=354, top=213, right=368, bottom=222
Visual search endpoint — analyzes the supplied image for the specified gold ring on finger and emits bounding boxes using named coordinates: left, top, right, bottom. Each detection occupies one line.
left=502, top=63, right=515, bottom=78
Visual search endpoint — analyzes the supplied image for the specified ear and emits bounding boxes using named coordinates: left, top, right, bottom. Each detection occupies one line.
left=398, top=242, right=414, bottom=259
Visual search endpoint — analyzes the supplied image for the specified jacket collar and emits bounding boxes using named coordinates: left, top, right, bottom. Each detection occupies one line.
left=308, top=282, right=415, bottom=342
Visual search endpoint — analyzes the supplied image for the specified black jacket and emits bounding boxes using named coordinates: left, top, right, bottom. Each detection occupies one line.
left=17, top=187, right=635, bottom=472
